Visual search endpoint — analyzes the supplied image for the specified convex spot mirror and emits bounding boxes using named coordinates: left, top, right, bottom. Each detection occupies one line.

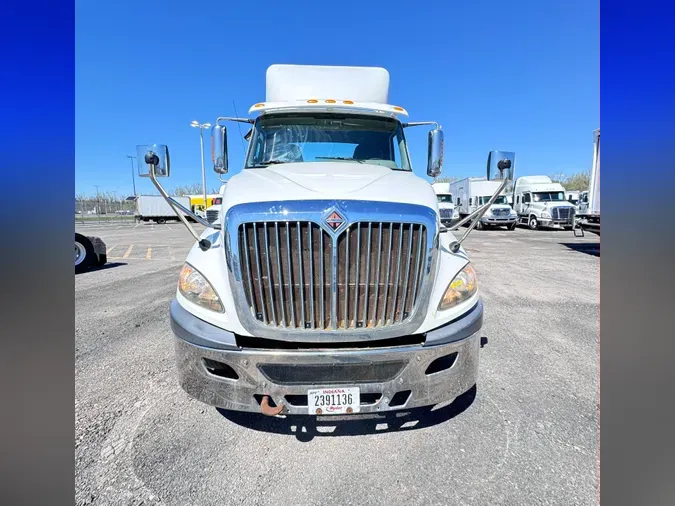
left=427, top=128, right=444, bottom=178
left=136, top=144, right=170, bottom=177
left=211, top=125, right=228, bottom=174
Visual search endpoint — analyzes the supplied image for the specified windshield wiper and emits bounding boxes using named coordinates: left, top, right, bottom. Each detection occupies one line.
left=315, top=156, right=367, bottom=164
left=247, top=159, right=288, bottom=168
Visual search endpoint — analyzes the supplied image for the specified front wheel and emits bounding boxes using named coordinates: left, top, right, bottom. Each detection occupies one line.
left=75, top=234, right=95, bottom=273
left=508, top=222, right=518, bottom=231
left=475, top=220, right=484, bottom=230
left=528, top=216, right=539, bottom=230
left=156, top=218, right=166, bottom=224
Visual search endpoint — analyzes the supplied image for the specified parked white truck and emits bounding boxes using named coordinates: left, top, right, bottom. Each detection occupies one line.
left=431, top=182, right=459, bottom=227
left=450, top=177, right=518, bottom=230
left=576, top=129, right=600, bottom=235
left=135, top=194, right=190, bottom=224
left=512, top=176, right=576, bottom=230
left=137, top=64, right=511, bottom=417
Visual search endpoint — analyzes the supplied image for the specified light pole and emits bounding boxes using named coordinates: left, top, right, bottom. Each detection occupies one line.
left=191, top=120, right=212, bottom=215
left=126, top=155, right=137, bottom=198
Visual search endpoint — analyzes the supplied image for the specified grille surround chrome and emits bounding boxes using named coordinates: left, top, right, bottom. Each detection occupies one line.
left=224, top=200, right=439, bottom=342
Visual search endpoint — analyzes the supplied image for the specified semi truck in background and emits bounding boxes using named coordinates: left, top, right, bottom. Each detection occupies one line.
left=206, top=191, right=224, bottom=224
left=135, top=64, right=517, bottom=417
left=575, top=129, right=600, bottom=236
left=450, top=177, right=518, bottom=230
left=135, top=195, right=191, bottom=224
left=187, top=194, right=221, bottom=220
left=565, top=190, right=581, bottom=210
left=512, top=176, right=576, bottom=230
left=431, top=182, right=459, bottom=226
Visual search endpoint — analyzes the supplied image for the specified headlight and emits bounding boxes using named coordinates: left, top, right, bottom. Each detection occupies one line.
left=510, top=210, right=517, bottom=217
left=438, top=264, right=478, bottom=311
left=178, top=263, right=224, bottom=312
left=541, top=211, right=551, bottom=218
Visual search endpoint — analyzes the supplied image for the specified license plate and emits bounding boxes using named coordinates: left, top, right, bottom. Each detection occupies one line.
left=307, top=387, right=360, bottom=415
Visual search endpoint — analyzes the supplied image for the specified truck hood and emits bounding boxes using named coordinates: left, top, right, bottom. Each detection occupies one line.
left=437, top=202, right=455, bottom=210
left=222, top=162, right=438, bottom=211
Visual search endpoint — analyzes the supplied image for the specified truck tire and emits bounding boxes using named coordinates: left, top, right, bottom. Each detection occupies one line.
left=508, top=222, right=518, bottom=231
left=475, top=220, right=484, bottom=230
left=75, top=233, right=95, bottom=273
left=156, top=218, right=166, bottom=224
left=96, top=254, right=107, bottom=267
left=528, top=216, right=539, bottom=230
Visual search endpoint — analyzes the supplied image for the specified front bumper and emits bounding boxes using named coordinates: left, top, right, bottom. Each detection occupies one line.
left=540, top=218, right=574, bottom=228
left=170, top=299, right=483, bottom=415
left=480, top=216, right=517, bottom=225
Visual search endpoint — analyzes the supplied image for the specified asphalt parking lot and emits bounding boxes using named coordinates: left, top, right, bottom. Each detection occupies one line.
left=75, top=220, right=599, bottom=506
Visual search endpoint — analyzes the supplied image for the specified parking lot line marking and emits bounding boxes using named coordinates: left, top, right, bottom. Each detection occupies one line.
left=146, top=248, right=152, bottom=259
left=166, top=224, right=173, bottom=230
left=122, top=245, right=134, bottom=259
left=107, top=245, right=116, bottom=255
left=134, top=222, right=141, bottom=229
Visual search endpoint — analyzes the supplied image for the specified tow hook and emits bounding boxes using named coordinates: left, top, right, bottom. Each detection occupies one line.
left=260, top=395, right=285, bottom=416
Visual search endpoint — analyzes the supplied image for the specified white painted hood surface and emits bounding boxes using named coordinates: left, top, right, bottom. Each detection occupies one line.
left=221, top=162, right=438, bottom=212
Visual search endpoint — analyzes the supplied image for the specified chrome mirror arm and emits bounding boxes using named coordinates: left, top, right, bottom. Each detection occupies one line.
left=148, top=164, right=220, bottom=251
left=447, top=179, right=509, bottom=253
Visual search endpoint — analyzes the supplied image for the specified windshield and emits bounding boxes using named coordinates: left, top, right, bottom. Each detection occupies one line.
left=213, top=197, right=222, bottom=205
left=437, top=195, right=453, bottom=204
left=533, top=191, right=565, bottom=202
left=245, top=113, right=411, bottom=170
left=478, top=195, right=508, bottom=205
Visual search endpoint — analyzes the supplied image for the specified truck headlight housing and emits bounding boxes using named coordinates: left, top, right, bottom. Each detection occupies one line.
left=510, top=210, right=517, bottom=217
left=438, top=264, right=478, bottom=311
left=541, top=211, right=551, bottom=218
left=178, top=263, right=224, bottom=313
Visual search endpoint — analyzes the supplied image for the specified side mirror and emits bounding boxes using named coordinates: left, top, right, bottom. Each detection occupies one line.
left=211, top=125, right=228, bottom=174
left=427, top=128, right=444, bottom=178
left=136, top=144, right=170, bottom=177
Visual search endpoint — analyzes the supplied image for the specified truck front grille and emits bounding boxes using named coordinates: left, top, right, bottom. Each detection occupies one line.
left=439, top=209, right=454, bottom=219
left=552, top=207, right=574, bottom=221
left=206, top=209, right=219, bottom=223
left=238, top=221, right=428, bottom=331
left=492, top=208, right=510, bottom=217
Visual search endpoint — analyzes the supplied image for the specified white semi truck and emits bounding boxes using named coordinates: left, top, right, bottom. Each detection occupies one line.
left=450, top=177, right=518, bottom=230
left=512, top=176, right=576, bottom=230
left=431, top=182, right=459, bottom=227
left=576, top=129, right=600, bottom=236
left=137, top=64, right=513, bottom=417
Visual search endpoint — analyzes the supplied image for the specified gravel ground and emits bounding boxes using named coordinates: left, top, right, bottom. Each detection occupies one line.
left=75, top=220, right=599, bottom=506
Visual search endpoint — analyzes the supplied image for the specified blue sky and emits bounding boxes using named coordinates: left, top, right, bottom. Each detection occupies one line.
left=75, top=0, right=598, bottom=197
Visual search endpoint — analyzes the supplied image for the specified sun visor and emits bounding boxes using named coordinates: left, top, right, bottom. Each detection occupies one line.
left=266, top=64, right=390, bottom=104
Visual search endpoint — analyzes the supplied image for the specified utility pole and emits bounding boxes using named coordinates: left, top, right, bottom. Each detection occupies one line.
left=191, top=120, right=212, bottom=215
left=94, top=185, right=100, bottom=218
left=126, top=155, right=137, bottom=197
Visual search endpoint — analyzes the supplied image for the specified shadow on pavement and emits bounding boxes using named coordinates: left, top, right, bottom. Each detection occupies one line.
left=76, top=262, right=127, bottom=275
left=559, top=242, right=600, bottom=257
left=217, top=384, right=477, bottom=442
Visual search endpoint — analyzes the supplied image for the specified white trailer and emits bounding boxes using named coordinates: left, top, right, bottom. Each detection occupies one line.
left=136, top=195, right=190, bottom=224
left=576, top=129, right=600, bottom=235
left=450, top=177, right=517, bottom=230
